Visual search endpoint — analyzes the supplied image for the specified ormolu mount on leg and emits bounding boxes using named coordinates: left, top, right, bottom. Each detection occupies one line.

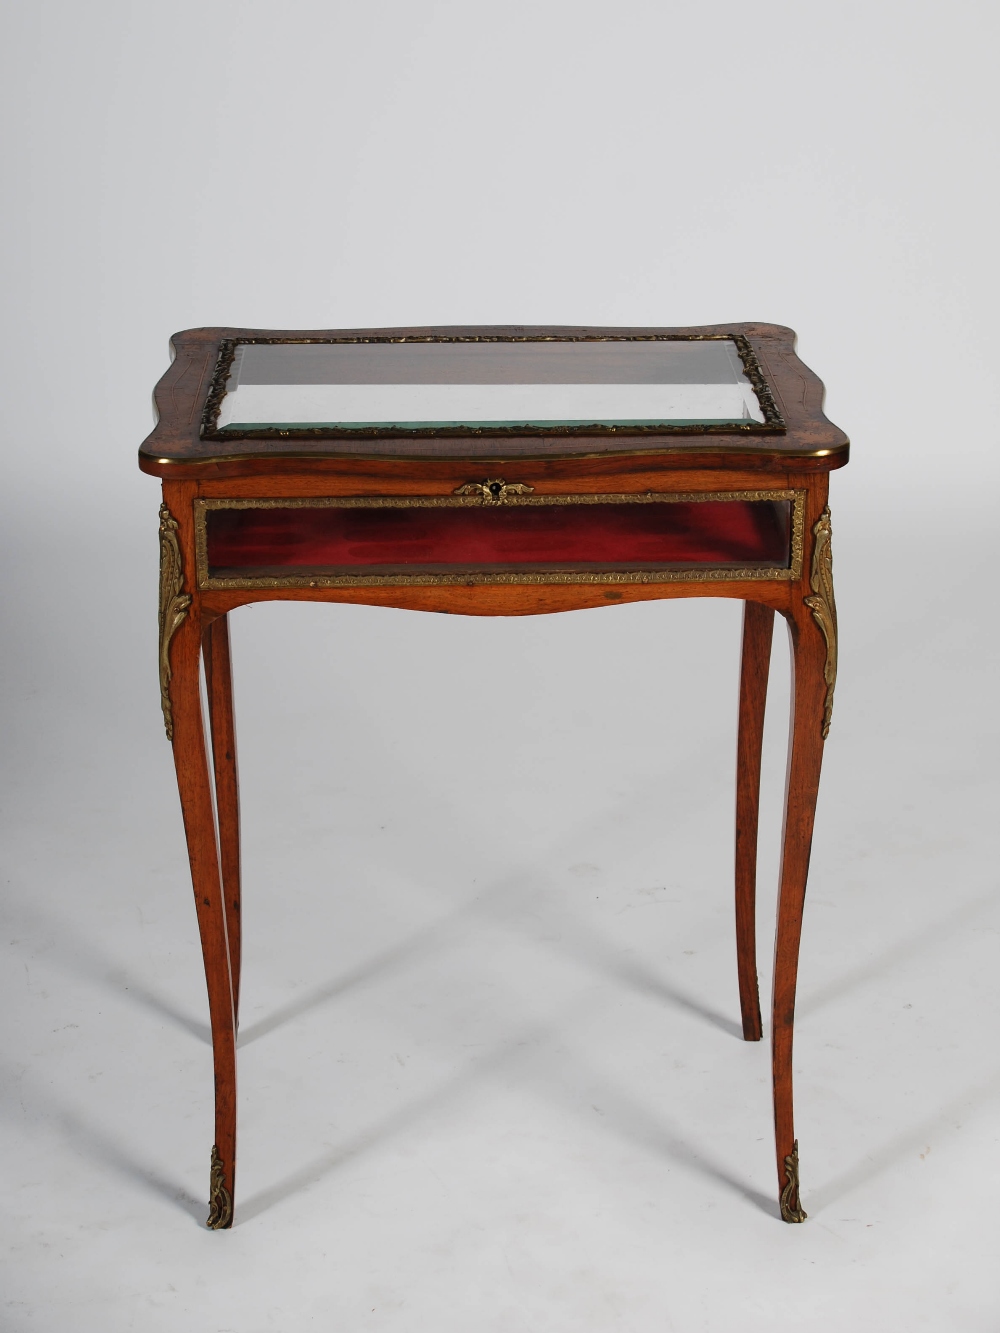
left=803, top=506, right=838, bottom=739
left=779, top=1141, right=807, bottom=1223
left=157, top=503, right=191, bottom=740
left=207, top=1145, right=233, bottom=1229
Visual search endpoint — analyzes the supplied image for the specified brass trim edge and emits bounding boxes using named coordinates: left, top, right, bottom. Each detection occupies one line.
left=193, top=489, right=805, bottom=591
left=207, top=1144, right=233, bottom=1230
left=779, top=1140, right=807, bottom=1223
left=158, top=503, right=192, bottom=740
left=803, top=506, right=837, bottom=738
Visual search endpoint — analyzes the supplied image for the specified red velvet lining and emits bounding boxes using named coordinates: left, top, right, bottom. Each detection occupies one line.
left=207, top=500, right=790, bottom=573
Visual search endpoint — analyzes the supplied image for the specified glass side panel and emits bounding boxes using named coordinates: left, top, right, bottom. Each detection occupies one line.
left=216, top=340, right=766, bottom=431
left=206, top=500, right=791, bottom=576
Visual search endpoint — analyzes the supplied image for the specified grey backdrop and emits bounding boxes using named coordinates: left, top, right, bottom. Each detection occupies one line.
left=2, top=2, right=998, bottom=1329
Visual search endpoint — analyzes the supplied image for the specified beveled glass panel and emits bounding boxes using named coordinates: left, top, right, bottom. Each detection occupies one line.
left=216, top=340, right=766, bottom=431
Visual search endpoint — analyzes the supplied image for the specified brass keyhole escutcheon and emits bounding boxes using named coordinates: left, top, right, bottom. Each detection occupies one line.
left=453, top=478, right=535, bottom=505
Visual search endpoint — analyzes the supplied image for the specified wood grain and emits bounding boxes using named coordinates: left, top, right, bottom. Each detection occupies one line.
left=191, top=462, right=803, bottom=500
left=770, top=488, right=831, bottom=1223
left=735, top=600, right=775, bottom=1042
left=203, top=614, right=242, bottom=1024
left=166, top=596, right=237, bottom=1227
left=199, top=578, right=795, bottom=620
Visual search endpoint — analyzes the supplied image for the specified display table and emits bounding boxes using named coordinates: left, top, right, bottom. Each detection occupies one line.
left=139, top=323, right=847, bottom=1228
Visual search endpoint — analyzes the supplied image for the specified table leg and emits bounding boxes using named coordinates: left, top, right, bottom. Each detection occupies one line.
left=735, top=600, right=774, bottom=1042
left=167, top=609, right=238, bottom=1229
left=771, top=505, right=837, bottom=1223
left=203, top=614, right=242, bottom=1026
left=772, top=561, right=836, bottom=1221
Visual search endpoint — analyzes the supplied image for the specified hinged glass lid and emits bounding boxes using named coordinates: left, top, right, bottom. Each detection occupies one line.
left=204, top=337, right=781, bottom=437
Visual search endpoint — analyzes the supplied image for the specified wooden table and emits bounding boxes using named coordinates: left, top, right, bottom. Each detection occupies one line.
left=139, top=324, right=847, bottom=1228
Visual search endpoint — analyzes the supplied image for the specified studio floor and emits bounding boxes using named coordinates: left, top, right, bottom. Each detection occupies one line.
left=2, top=493, right=997, bottom=1331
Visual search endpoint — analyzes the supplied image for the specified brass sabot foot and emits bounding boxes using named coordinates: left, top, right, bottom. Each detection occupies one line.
left=207, top=1145, right=233, bottom=1230
left=779, top=1140, right=807, bottom=1223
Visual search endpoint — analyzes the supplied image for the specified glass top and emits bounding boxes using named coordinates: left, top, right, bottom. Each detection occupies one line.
left=215, top=339, right=766, bottom=432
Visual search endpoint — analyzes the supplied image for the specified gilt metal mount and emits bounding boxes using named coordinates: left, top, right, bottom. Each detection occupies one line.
left=803, top=506, right=837, bottom=739
left=453, top=479, right=536, bottom=505
left=779, top=1140, right=807, bottom=1223
left=158, top=503, right=191, bottom=741
left=207, top=1144, right=233, bottom=1229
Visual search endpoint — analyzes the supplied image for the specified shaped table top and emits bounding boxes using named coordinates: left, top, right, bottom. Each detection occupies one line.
left=139, top=324, right=848, bottom=476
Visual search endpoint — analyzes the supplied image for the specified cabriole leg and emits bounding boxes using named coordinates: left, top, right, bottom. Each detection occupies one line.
left=160, top=503, right=237, bottom=1229
left=735, top=600, right=775, bottom=1042
left=772, top=506, right=837, bottom=1223
left=203, top=614, right=242, bottom=1025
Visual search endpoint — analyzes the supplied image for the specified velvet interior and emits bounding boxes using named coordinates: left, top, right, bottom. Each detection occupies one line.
left=206, top=500, right=791, bottom=574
